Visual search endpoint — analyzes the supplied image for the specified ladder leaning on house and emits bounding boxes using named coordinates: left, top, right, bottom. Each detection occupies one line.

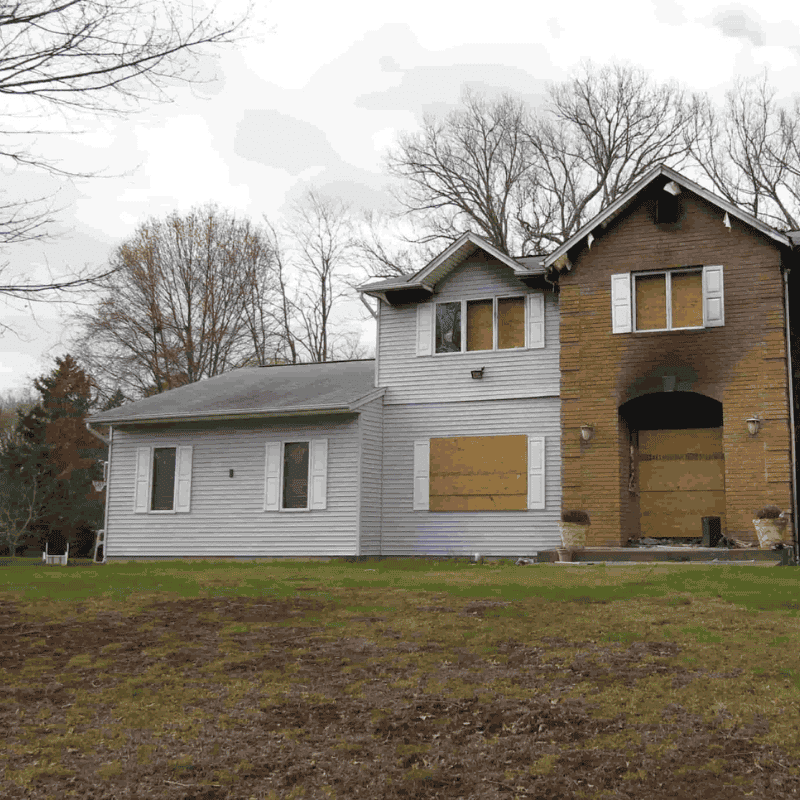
left=93, top=529, right=106, bottom=564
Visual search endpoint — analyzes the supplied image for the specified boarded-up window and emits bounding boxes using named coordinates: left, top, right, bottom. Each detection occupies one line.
left=435, top=302, right=461, bottom=353
left=635, top=274, right=667, bottom=330
left=430, top=435, right=527, bottom=511
left=498, top=297, right=525, bottom=349
left=151, top=447, right=176, bottom=511
left=466, top=299, right=493, bottom=351
left=671, top=271, right=702, bottom=328
left=283, top=441, right=310, bottom=509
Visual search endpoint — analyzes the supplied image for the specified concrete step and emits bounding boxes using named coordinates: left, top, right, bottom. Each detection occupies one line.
left=539, top=547, right=791, bottom=564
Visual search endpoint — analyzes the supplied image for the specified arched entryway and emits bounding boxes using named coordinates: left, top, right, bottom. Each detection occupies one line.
left=620, top=392, right=724, bottom=539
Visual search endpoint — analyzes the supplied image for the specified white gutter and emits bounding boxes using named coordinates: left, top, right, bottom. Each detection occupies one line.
left=85, top=421, right=110, bottom=445
left=101, top=426, right=112, bottom=562
left=783, top=268, right=799, bottom=565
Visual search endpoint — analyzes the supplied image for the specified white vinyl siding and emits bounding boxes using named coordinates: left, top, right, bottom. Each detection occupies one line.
left=612, top=266, right=724, bottom=333
left=133, top=445, right=192, bottom=513
left=380, top=256, right=559, bottom=404
left=416, top=304, right=434, bottom=356
left=382, top=398, right=561, bottom=555
left=357, top=397, right=384, bottom=557
left=107, top=418, right=360, bottom=558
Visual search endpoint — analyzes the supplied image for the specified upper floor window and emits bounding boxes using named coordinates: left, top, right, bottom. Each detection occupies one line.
left=418, top=294, right=544, bottom=356
left=611, top=266, right=724, bottom=334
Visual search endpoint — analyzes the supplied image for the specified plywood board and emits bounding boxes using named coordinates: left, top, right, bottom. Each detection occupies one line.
left=639, top=428, right=722, bottom=457
left=466, top=299, right=493, bottom=351
left=639, top=460, right=724, bottom=491
left=640, top=491, right=726, bottom=537
left=430, top=435, right=527, bottom=512
left=671, top=271, right=702, bottom=328
left=498, top=297, right=525, bottom=349
left=635, top=274, right=666, bottom=330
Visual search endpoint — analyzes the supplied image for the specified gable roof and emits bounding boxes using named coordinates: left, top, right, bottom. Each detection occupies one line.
left=543, top=164, right=795, bottom=272
left=87, top=360, right=381, bottom=425
left=359, top=231, right=545, bottom=301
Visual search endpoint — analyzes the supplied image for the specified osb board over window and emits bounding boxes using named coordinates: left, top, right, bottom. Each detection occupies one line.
left=430, top=435, right=526, bottom=511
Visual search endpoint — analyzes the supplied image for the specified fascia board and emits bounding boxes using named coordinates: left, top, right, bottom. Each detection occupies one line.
left=88, top=405, right=355, bottom=425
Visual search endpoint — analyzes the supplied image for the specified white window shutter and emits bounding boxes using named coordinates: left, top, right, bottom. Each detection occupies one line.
left=133, top=447, right=151, bottom=513
left=413, top=439, right=430, bottom=511
left=309, top=439, right=328, bottom=510
left=264, top=442, right=281, bottom=511
left=611, top=273, right=632, bottom=333
left=527, top=293, right=545, bottom=349
left=416, top=304, right=433, bottom=356
left=175, top=446, right=193, bottom=513
left=703, top=265, right=724, bottom=327
left=527, top=436, right=545, bottom=510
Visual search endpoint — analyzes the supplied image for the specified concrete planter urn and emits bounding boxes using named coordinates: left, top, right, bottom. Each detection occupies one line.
left=559, top=511, right=590, bottom=550
left=753, top=505, right=787, bottom=548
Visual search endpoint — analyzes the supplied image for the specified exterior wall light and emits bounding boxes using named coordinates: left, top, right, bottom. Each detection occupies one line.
left=471, top=367, right=485, bottom=380
left=580, top=425, right=594, bottom=442
left=746, top=417, right=761, bottom=436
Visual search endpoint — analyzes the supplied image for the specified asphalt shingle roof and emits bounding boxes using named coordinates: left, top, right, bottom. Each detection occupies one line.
left=87, top=360, right=379, bottom=424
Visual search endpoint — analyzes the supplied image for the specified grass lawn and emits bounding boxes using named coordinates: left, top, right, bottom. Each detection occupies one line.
left=1, top=559, right=800, bottom=799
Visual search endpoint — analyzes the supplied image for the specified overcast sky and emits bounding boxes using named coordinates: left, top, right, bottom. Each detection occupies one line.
left=1, top=0, right=799, bottom=395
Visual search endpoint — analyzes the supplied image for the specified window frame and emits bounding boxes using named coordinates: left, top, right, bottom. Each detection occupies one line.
left=433, top=294, right=528, bottom=355
left=281, top=440, right=311, bottom=512
left=150, top=446, right=178, bottom=512
left=133, top=444, right=193, bottom=515
left=630, top=267, right=706, bottom=333
left=264, top=439, right=328, bottom=513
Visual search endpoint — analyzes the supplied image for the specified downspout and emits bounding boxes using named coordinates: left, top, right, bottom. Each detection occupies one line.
left=782, top=268, right=799, bottom=566
left=86, top=422, right=112, bottom=562
left=85, top=421, right=110, bottom=445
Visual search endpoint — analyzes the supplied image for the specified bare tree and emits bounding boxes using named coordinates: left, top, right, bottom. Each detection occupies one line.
left=72, top=205, right=283, bottom=399
left=387, top=63, right=706, bottom=255
left=0, top=470, right=39, bottom=558
left=690, top=74, right=800, bottom=231
left=0, top=0, right=250, bottom=303
left=283, top=190, right=364, bottom=362
left=387, top=90, right=536, bottom=254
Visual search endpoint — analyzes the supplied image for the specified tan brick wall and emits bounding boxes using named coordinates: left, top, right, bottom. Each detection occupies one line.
left=559, top=188, right=794, bottom=545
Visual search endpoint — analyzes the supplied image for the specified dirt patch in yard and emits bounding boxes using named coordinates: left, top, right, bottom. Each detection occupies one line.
left=1, top=595, right=799, bottom=799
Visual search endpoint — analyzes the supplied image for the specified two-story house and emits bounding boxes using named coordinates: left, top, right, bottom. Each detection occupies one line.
left=87, top=165, right=798, bottom=560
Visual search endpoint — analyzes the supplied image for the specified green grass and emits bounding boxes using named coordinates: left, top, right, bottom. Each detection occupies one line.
left=2, top=559, right=800, bottom=798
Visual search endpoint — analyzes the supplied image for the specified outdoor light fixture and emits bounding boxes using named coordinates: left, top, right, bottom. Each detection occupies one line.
left=471, top=367, right=485, bottom=380
left=746, top=417, right=761, bottom=436
left=580, top=425, right=594, bottom=442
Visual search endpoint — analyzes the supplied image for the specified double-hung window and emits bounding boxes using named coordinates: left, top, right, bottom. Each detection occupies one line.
left=133, top=445, right=193, bottom=513
left=611, top=266, right=724, bottom=334
left=418, top=294, right=544, bottom=355
left=264, top=439, right=328, bottom=511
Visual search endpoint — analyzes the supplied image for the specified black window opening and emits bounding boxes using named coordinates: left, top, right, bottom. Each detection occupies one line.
left=435, top=302, right=461, bottom=353
left=151, top=447, right=177, bottom=510
left=283, top=442, right=310, bottom=509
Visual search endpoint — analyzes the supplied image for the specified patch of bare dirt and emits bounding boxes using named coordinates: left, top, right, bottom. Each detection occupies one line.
left=1, top=597, right=799, bottom=799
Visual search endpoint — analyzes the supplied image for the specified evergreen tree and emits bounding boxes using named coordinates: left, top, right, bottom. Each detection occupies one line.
left=0, top=356, right=105, bottom=556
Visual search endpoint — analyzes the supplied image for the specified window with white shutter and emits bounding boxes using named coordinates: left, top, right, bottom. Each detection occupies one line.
left=527, top=293, right=545, bottom=349
left=611, top=266, right=724, bottom=333
left=134, top=445, right=193, bottom=513
left=264, top=439, right=329, bottom=512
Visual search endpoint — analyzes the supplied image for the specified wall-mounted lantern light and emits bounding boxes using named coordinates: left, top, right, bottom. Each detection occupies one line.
left=746, top=417, right=761, bottom=436
left=471, top=367, right=485, bottom=380
left=580, top=425, right=594, bottom=442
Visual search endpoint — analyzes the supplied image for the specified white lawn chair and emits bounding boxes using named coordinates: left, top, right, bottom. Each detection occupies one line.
left=42, top=541, right=69, bottom=565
